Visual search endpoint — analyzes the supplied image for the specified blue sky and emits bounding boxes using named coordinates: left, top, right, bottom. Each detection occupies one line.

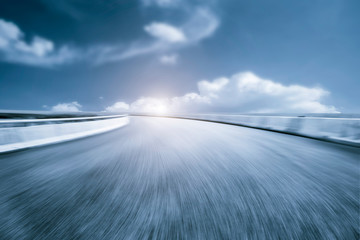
left=0, top=0, right=359, bottom=113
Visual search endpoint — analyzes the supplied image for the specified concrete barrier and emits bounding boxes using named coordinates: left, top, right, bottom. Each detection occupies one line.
left=147, top=114, right=360, bottom=147
left=0, top=115, right=129, bottom=153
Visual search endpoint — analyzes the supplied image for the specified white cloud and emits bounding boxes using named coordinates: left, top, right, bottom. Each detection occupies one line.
left=183, top=8, right=219, bottom=43
left=192, top=72, right=338, bottom=113
left=1, top=3, right=219, bottom=67
left=106, top=98, right=169, bottom=114
left=159, top=54, right=178, bottom=65
left=144, top=22, right=186, bottom=43
left=0, top=19, right=21, bottom=44
left=105, top=71, right=338, bottom=114
left=170, top=93, right=211, bottom=112
left=131, top=97, right=169, bottom=114
left=198, top=77, right=228, bottom=97
left=94, top=7, right=219, bottom=64
left=105, top=102, right=129, bottom=112
left=14, top=36, right=54, bottom=57
left=142, top=0, right=180, bottom=8
left=0, top=19, right=78, bottom=67
left=92, top=41, right=164, bottom=64
left=51, top=102, right=82, bottom=112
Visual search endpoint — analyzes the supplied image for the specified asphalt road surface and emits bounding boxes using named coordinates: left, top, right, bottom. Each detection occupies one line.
left=0, top=116, right=359, bottom=239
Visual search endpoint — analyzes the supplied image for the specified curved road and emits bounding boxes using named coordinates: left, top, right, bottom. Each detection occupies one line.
left=0, top=117, right=359, bottom=239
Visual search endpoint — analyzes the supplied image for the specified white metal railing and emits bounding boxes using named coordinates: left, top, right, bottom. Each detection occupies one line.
left=0, top=114, right=127, bottom=128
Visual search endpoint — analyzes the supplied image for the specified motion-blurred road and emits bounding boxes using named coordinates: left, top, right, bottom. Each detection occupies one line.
left=0, top=117, right=359, bottom=239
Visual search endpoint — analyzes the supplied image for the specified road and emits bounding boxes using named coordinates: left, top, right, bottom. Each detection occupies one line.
left=0, top=116, right=359, bottom=239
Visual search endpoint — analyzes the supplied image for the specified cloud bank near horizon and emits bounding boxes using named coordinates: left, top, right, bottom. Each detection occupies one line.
left=105, top=71, right=338, bottom=114
left=51, top=102, right=82, bottom=112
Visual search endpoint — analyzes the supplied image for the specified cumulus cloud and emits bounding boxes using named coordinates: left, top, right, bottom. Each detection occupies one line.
left=193, top=72, right=338, bottom=113
left=182, top=8, right=219, bottom=43
left=105, top=71, right=338, bottom=114
left=131, top=97, right=169, bottom=114
left=142, top=0, right=180, bottom=8
left=0, top=19, right=21, bottom=45
left=3, top=2, right=219, bottom=66
left=95, top=7, right=219, bottom=64
left=51, top=102, right=82, bottom=112
left=144, top=8, right=219, bottom=45
left=144, top=23, right=186, bottom=43
left=0, top=19, right=77, bottom=67
left=105, top=102, right=129, bottom=112
left=159, top=54, right=178, bottom=65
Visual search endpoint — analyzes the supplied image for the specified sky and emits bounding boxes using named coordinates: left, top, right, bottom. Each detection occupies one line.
left=0, top=0, right=359, bottom=113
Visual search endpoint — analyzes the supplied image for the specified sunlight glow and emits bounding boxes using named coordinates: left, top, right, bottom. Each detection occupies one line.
left=131, top=97, right=170, bottom=114
left=152, top=103, right=168, bottom=114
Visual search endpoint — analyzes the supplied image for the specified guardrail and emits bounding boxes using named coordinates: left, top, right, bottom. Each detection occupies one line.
left=0, top=115, right=129, bottom=153
left=0, top=114, right=126, bottom=128
left=133, top=113, right=360, bottom=147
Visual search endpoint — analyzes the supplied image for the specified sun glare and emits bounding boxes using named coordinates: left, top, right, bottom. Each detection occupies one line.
left=151, top=102, right=168, bottom=115
left=135, top=98, right=170, bottom=115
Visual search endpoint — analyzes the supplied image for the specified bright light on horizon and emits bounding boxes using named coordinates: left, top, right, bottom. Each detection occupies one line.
left=131, top=97, right=170, bottom=115
left=152, top=103, right=168, bottom=114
